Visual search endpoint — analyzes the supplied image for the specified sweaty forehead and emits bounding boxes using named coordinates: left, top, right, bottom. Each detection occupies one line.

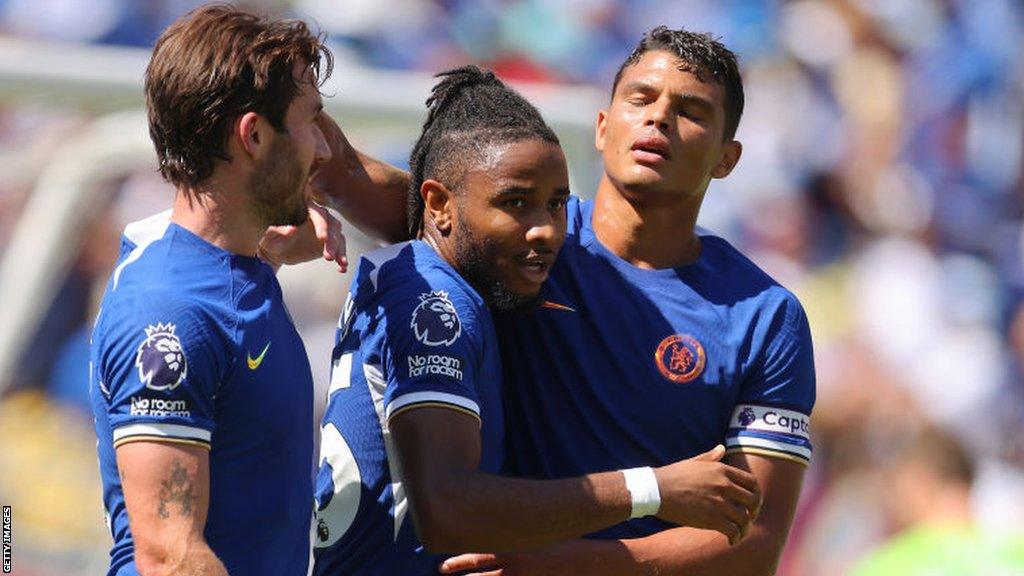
left=619, top=51, right=717, bottom=93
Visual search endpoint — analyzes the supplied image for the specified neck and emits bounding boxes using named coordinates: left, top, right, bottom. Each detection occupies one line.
left=421, top=227, right=458, bottom=269
left=591, top=175, right=704, bottom=270
left=170, top=176, right=264, bottom=257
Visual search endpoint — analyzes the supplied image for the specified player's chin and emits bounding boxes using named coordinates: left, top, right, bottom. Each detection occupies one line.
left=269, top=200, right=309, bottom=227
left=506, top=280, right=546, bottom=310
left=624, top=166, right=670, bottom=187
left=619, top=173, right=685, bottom=201
left=485, top=274, right=543, bottom=312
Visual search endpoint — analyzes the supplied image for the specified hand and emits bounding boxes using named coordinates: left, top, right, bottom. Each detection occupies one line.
left=440, top=550, right=568, bottom=576
left=653, top=445, right=761, bottom=545
left=258, top=200, right=348, bottom=272
left=439, top=552, right=514, bottom=576
left=440, top=537, right=634, bottom=576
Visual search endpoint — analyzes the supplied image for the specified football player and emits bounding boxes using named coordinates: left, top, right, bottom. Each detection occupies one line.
left=91, top=6, right=334, bottom=575
left=318, top=27, right=815, bottom=576
left=312, top=65, right=761, bottom=576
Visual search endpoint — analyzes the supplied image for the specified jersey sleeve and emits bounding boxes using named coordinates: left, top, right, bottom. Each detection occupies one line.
left=96, top=297, right=229, bottom=450
left=377, top=272, right=488, bottom=426
left=726, top=292, right=816, bottom=465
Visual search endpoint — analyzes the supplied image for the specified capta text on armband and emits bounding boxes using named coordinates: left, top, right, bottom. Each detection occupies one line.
left=3, top=505, right=11, bottom=574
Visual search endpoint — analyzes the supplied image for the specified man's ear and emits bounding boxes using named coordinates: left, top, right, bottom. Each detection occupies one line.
left=421, top=179, right=453, bottom=236
left=236, top=112, right=266, bottom=160
left=595, top=109, right=609, bottom=153
left=711, top=140, right=742, bottom=179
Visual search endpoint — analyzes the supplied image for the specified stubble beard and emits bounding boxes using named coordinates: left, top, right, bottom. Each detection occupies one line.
left=249, top=134, right=309, bottom=228
left=453, top=218, right=541, bottom=313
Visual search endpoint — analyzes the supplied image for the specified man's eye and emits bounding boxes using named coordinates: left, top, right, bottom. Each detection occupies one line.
left=678, top=108, right=702, bottom=121
left=504, top=198, right=527, bottom=209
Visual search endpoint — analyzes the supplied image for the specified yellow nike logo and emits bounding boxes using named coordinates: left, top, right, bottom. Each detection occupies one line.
left=541, top=300, right=576, bottom=312
left=247, top=342, right=271, bottom=370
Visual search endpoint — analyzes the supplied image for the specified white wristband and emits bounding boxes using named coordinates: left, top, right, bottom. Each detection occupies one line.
left=622, top=466, right=661, bottom=518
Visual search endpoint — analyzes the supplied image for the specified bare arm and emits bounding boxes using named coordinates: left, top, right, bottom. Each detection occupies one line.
left=390, top=407, right=760, bottom=555
left=257, top=115, right=409, bottom=265
left=117, top=441, right=229, bottom=576
left=312, top=114, right=411, bottom=244
left=441, top=452, right=803, bottom=576
left=613, top=452, right=804, bottom=576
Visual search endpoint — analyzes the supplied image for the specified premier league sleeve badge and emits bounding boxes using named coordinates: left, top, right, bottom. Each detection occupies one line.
left=135, top=323, right=189, bottom=391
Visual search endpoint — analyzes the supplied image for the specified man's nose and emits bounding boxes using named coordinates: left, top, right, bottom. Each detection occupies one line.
left=644, top=97, right=670, bottom=130
left=524, top=211, right=561, bottom=248
left=314, top=123, right=332, bottom=165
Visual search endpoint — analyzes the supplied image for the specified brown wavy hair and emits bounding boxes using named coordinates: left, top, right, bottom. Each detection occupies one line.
left=145, top=4, right=333, bottom=189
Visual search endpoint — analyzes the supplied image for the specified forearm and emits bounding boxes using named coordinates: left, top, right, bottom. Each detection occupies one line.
left=620, top=523, right=783, bottom=576
left=414, top=468, right=632, bottom=553
left=137, top=539, right=229, bottom=576
left=461, top=524, right=782, bottom=576
left=610, top=454, right=802, bottom=576
left=118, top=442, right=227, bottom=576
left=330, top=149, right=409, bottom=242
left=314, top=115, right=410, bottom=244
left=442, top=453, right=803, bottom=576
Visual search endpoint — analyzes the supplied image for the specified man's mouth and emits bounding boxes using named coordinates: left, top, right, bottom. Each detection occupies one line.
left=517, top=254, right=554, bottom=284
left=630, top=136, right=671, bottom=164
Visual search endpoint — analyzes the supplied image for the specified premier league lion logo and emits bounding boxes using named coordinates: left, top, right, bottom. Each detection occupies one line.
left=738, top=407, right=757, bottom=427
left=135, top=323, right=188, bottom=391
left=411, top=291, right=462, bottom=346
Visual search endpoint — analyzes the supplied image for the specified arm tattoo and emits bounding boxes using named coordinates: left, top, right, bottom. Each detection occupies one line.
left=157, top=458, right=196, bottom=519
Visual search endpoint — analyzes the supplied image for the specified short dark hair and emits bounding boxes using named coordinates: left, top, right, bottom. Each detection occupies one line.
left=612, top=26, right=744, bottom=141
left=145, top=4, right=332, bottom=189
left=406, top=65, right=560, bottom=236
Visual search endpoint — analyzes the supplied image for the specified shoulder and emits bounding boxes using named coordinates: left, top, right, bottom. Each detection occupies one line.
left=697, top=228, right=806, bottom=314
left=565, top=195, right=586, bottom=239
left=96, top=291, right=223, bottom=360
left=344, top=242, right=488, bottom=354
left=108, top=211, right=172, bottom=290
left=111, top=217, right=233, bottom=299
left=355, top=241, right=485, bottom=315
left=97, top=222, right=237, bottom=367
left=123, top=209, right=173, bottom=245
left=697, top=228, right=777, bottom=288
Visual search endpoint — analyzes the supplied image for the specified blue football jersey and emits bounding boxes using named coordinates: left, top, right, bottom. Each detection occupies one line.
left=90, top=211, right=314, bottom=576
left=495, top=196, right=816, bottom=538
left=313, top=241, right=504, bottom=576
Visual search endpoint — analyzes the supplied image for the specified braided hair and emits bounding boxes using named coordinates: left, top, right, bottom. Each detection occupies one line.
left=406, top=65, right=560, bottom=236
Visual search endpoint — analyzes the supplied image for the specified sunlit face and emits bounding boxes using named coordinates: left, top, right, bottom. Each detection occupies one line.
left=249, top=62, right=331, bottom=227
left=450, top=139, right=570, bottom=310
left=597, top=50, right=738, bottom=201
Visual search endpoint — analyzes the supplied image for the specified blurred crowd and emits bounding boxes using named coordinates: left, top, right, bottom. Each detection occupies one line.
left=3, top=0, right=1024, bottom=574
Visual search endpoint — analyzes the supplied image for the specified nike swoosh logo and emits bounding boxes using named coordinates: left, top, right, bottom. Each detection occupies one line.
left=247, top=342, right=271, bottom=370
left=541, top=300, right=576, bottom=312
